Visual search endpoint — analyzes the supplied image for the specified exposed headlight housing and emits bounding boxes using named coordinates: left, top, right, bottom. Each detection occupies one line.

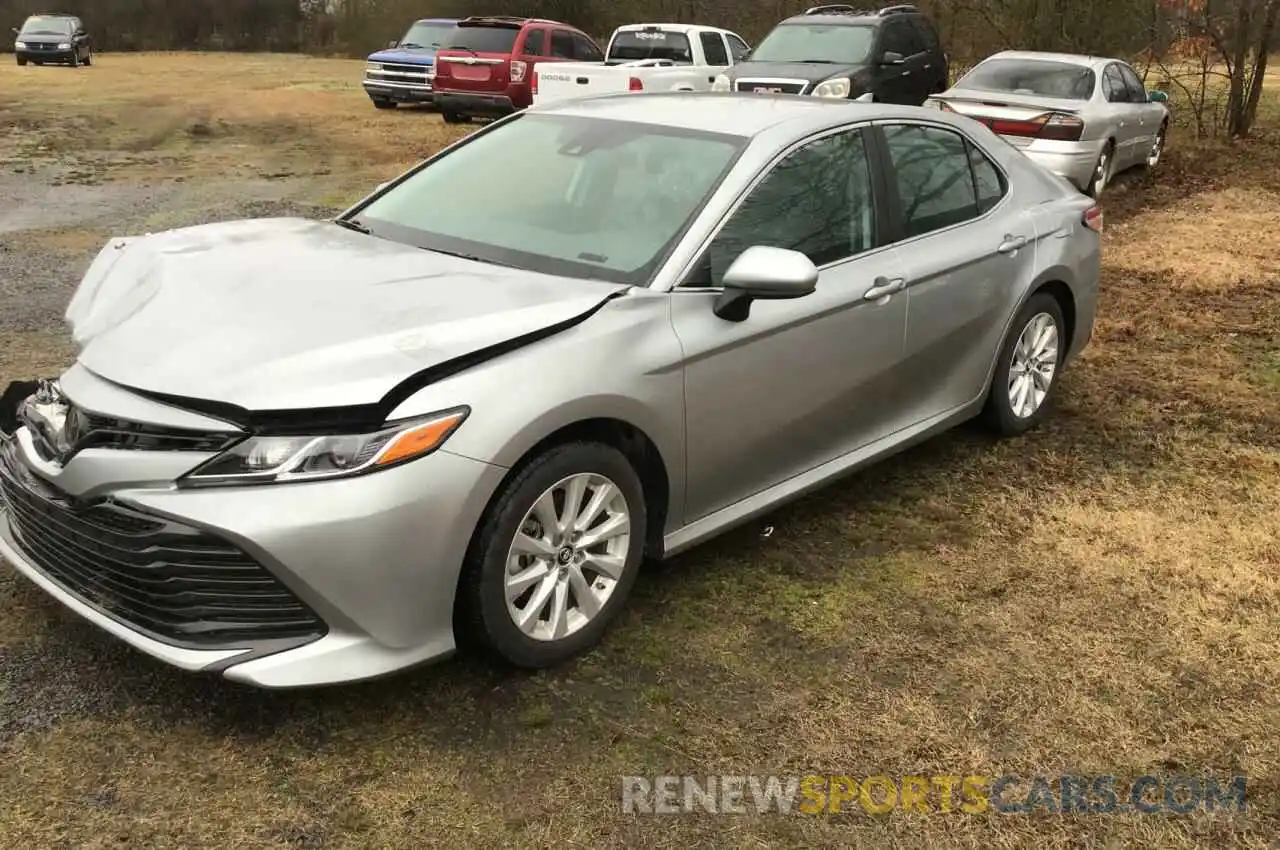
left=57, top=42, right=71, bottom=49
left=366, top=62, right=383, bottom=73
left=711, top=73, right=731, bottom=92
left=180, top=407, right=469, bottom=486
left=14, top=41, right=26, bottom=48
left=812, top=77, right=851, bottom=98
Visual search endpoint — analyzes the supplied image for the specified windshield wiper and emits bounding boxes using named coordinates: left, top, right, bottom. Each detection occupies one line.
left=400, top=42, right=424, bottom=49
left=796, top=59, right=838, bottom=63
left=425, top=247, right=515, bottom=268
left=332, top=218, right=370, bottom=235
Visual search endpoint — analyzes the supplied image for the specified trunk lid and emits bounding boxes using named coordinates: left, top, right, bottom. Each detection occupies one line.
left=933, top=88, right=1086, bottom=147
left=433, top=21, right=521, bottom=93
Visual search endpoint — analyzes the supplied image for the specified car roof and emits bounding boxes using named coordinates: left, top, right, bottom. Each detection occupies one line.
left=614, top=22, right=730, bottom=34
left=412, top=18, right=460, bottom=24
left=532, top=91, right=964, bottom=137
left=983, top=50, right=1118, bottom=70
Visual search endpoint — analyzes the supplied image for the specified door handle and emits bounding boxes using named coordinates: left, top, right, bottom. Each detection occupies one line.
left=863, top=276, right=905, bottom=300
left=997, top=234, right=1027, bottom=255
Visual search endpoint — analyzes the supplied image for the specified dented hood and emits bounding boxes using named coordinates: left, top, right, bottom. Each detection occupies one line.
left=67, top=217, right=628, bottom=412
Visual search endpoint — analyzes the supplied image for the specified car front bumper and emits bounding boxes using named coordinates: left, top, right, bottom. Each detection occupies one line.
left=0, top=417, right=507, bottom=688
left=16, top=48, right=77, bottom=62
left=362, top=78, right=436, bottom=104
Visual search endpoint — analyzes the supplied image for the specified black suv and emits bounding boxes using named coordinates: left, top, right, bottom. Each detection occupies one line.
left=719, top=4, right=946, bottom=104
left=13, top=13, right=93, bottom=67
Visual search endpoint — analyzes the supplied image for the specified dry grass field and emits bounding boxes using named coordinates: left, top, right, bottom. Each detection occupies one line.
left=0, top=53, right=1278, bottom=849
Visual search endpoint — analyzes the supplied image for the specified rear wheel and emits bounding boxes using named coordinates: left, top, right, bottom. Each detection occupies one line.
left=459, top=441, right=647, bottom=669
left=1086, top=141, right=1114, bottom=198
left=1145, top=122, right=1167, bottom=169
left=983, top=292, right=1067, bottom=437
left=442, top=111, right=468, bottom=124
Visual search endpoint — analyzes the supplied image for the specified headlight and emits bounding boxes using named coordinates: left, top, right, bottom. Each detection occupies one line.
left=812, top=77, right=851, bottom=98
left=57, top=42, right=71, bottom=49
left=711, top=73, right=730, bottom=92
left=366, top=62, right=383, bottom=73
left=180, top=407, right=468, bottom=486
left=14, top=41, right=26, bottom=48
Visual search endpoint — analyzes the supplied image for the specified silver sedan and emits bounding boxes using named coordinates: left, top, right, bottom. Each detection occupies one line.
left=0, top=93, right=1100, bottom=687
left=928, top=50, right=1170, bottom=197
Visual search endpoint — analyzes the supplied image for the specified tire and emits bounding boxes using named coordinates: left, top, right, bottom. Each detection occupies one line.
left=1145, top=122, right=1167, bottom=170
left=458, top=441, right=648, bottom=669
left=70, top=51, right=80, bottom=68
left=1085, top=141, right=1114, bottom=198
left=372, top=98, right=395, bottom=110
left=84, top=50, right=92, bottom=66
left=442, top=111, right=468, bottom=124
left=16, top=57, right=26, bottom=66
left=982, top=292, right=1067, bottom=437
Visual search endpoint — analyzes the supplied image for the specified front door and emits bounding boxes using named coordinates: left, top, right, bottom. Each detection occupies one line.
left=670, top=124, right=912, bottom=523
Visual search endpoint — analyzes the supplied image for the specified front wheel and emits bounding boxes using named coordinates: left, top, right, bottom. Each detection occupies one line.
left=458, top=442, right=647, bottom=668
left=372, top=98, right=395, bottom=110
left=83, top=49, right=92, bottom=66
left=983, top=293, right=1067, bottom=436
left=16, top=56, right=26, bottom=66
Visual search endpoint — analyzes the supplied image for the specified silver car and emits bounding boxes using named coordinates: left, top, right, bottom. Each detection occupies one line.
left=927, top=50, right=1170, bottom=197
left=0, top=93, right=1100, bottom=688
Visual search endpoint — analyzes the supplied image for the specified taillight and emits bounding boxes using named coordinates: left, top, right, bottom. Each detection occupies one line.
left=1082, top=204, right=1103, bottom=232
left=531, top=68, right=538, bottom=95
left=510, top=59, right=527, bottom=82
left=628, top=76, right=643, bottom=91
left=987, top=111, right=1084, bottom=141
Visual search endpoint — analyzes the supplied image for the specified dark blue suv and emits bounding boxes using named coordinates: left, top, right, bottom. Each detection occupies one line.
left=363, top=18, right=459, bottom=109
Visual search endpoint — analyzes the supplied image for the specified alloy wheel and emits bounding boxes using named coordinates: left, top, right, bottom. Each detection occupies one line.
left=1091, top=149, right=1110, bottom=196
left=1007, top=312, right=1060, bottom=419
left=1147, top=128, right=1165, bottom=168
left=504, top=472, right=631, bottom=642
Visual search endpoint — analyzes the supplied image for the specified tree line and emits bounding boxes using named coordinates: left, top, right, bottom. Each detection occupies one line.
left=3, top=0, right=1276, bottom=136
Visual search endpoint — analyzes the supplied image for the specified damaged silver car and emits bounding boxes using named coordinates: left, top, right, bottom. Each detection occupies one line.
left=0, top=92, right=1100, bottom=687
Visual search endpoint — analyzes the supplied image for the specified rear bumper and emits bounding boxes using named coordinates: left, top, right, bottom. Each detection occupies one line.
left=434, top=91, right=518, bottom=117
left=1017, top=141, right=1105, bottom=190
left=363, top=79, right=435, bottom=104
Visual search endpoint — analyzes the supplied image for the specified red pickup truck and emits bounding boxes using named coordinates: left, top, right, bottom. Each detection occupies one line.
left=432, top=15, right=604, bottom=123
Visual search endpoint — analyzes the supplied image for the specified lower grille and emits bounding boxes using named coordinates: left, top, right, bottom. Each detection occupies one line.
left=0, top=441, right=326, bottom=650
left=736, top=80, right=808, bottom=95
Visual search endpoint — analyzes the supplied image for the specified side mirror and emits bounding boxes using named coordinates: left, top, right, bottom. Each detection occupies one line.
left=1147, top=89, right=1168, bottom=103
left=713, top=246, right=818, bottom=321
left=880, top=51, right=906, bottom=65
left=11, top=27, right=18, bottom=35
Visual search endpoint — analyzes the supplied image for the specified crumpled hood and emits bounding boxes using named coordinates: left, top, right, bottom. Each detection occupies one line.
left=366, top=47, right=437, bottom=66
left=727, top=61, right=871, bottom=87
left=66, top=218, right=628, bottom=412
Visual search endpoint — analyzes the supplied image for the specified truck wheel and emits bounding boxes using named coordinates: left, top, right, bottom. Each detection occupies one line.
left=84, top=50, right=93, bottom=66
left=443, top=111, right=468, bottom=124
left=16, top=56, right=26, bottom=66
left=372, top=98, right=395, bottom=109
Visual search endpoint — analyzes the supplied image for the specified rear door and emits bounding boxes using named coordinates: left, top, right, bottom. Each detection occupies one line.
left=725, top=32, right=751, bottom=65
left=1118, top=62, right=1157, bottom=161
left=435, top=19, right=522, bottom=95
left=909, top=16, right=946, bottom=92
left=1101, top=63, right=1144, bottom=168
left=879, top=121, right=1042, bottom=421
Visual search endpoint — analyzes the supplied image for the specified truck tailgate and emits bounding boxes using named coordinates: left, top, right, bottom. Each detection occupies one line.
left=533, top=62, right=633, bottom=106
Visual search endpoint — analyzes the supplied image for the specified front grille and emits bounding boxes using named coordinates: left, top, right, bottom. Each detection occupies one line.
left=367, top=63, right=434, bottom=87
left=0, top=442, right=326, bottom=650
left=735, top=80, right=809, bottom=95
left=20, top=400, right=241, bottom=465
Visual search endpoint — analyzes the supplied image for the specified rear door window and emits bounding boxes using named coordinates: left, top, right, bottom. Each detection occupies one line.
left=1118, top=63, right=1148, bottom=103
left=699, top=31, right=729, bottom=66
left=550, top=29, right=575, bottom=59
left=522, top=29, right=545, bottom=57
left=882, top=123, right=981, bottom=237
left=725, top=33, right=751, bottom=62
left=879, top=20, right=915, bottom=58
left=1103, top=64, right=1131, bottom=102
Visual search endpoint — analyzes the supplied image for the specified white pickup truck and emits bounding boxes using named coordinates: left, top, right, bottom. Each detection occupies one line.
left=531, top=23, right=751, bottom=107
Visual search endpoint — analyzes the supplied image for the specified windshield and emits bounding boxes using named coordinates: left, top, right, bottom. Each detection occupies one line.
left=353, top=114, right=746, bottom=285
left=749, top=23, right=874, bottom=63
left=607, top=30, right=694, bottom=65
left=398, top=21, right=456, bottom=49
left=957, top=58, right=1096, bottom=100
left=21, top=15, right=72, bottom=35
left=443, top=23, right=519, bottom=53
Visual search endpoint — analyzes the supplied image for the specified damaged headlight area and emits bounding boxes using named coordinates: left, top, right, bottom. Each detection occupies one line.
left=180, top=407, right=469, bottom=486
